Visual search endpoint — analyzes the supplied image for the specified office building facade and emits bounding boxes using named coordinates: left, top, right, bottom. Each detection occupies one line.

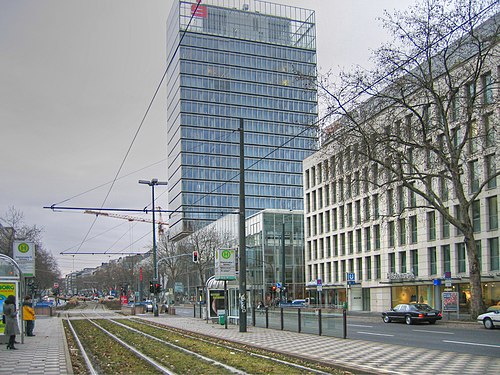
left=166, top=0, right=317, bottom=239
left=303, top=14, right=499, bottom=313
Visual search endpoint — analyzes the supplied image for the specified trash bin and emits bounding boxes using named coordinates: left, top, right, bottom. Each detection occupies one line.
left=218, top=311, right=226, bottom=325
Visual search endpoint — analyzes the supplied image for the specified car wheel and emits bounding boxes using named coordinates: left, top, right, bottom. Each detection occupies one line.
left=429, top=320, right=436, bottom=325
left=383, top=315, right=391, bottom=323
left=484, top=318, right=494, bottom=329
left=405, top=315, right=413, bottom=325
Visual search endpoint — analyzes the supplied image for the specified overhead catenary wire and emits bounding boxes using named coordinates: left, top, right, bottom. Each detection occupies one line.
left=59, top=1, right=496, bottom=257
left=68, top=1, right=203, bottom=256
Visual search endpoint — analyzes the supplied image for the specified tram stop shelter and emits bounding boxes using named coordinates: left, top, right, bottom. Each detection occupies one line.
left=0, top=254, right=25, bottom=344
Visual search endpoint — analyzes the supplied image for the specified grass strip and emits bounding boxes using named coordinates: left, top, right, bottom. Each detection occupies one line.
left=97, top=319, right=233, bottom=374
left=121, top=319, right=340, bottom=374
left=70, top=319, right=162, bottom=375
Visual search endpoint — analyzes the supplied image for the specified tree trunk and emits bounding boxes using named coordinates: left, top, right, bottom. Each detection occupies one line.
left=465, top=235, right=485, bottom=319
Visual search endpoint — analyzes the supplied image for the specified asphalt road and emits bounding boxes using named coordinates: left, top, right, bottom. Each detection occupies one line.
left=346, top=316, right=500, bottom=357
left=174, top=306, right=500, bottom=357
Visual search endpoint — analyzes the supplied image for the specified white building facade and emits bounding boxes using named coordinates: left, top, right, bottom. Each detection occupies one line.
left=303, top=14, right=500, bottom=313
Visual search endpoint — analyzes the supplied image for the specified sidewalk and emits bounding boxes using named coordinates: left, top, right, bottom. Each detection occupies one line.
left=143, top=314, right=500, bottom=375
left=0, top=317, right=72, bottom=375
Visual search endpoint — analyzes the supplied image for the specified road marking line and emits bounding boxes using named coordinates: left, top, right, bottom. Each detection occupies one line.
left=348, top=324, right=373, bottom=328
left=357, top=331, right=394, bottom=337
left=443, top=340, right=500, bottom=348
left=413, top=329, right=454, bottom=335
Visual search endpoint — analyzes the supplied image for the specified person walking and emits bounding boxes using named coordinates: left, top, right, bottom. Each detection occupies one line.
left=22, top=296, right=36, bottom=336
left=4, top=295, right=20, bottom=350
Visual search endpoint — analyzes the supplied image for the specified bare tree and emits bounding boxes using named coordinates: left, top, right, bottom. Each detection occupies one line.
left=180, top=224, right=234, bottom=289
left=157, top=234, right=191, bottom=291
left=0, top=206, right=61, bottom=288
left=320, top=0, right=499, bottom=318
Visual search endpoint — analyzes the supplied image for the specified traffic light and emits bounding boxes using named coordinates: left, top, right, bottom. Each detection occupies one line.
left=192, top=251, right=199, bottom=263
left=271, top=285, right=277, bottom=293
left=154, top=282, right=161, bottom=294
left=149, top=281, right=154, bottom=293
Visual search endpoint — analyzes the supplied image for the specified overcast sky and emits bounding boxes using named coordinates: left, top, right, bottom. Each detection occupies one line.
left=0, top=0, right=415, bottom=276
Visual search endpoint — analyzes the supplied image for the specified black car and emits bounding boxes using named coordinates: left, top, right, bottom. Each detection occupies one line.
left=382, top=303, right=442, bottom=325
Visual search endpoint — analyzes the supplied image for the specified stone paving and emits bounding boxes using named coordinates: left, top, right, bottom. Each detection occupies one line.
left=144, top=315, right=500, bottom=375
left=0, top=317, right=72, bottom=375
left=1, top=312, right=498, bottom=375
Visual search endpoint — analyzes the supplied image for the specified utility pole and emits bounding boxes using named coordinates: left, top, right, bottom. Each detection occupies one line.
left=239, top=118, right=247, bottom=332
left=139, top=178, right=167, bottom=317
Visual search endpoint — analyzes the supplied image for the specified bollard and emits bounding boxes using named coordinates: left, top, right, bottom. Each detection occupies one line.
left=343, top=308, right=347, bottom=339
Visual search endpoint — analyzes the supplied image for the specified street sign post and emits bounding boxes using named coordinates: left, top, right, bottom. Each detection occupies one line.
left=215, top=248, right=236, bottom=281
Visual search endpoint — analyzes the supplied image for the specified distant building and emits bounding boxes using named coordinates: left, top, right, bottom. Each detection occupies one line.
left=166, top=0, right=317, bottom=240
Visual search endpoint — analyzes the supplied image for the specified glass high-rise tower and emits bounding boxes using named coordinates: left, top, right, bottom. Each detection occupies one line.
left=166, top=0, right=317, bottom=240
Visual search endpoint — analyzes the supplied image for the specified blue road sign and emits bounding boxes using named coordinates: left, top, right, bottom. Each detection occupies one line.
left=347, top=272, right=355, bottom=281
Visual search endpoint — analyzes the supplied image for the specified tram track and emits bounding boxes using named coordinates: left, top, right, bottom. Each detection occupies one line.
left=63, top=306, right=341, bottom=374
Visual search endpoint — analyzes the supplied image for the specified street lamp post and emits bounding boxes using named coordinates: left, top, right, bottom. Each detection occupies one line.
left=139, top=178, right=167, bottom=317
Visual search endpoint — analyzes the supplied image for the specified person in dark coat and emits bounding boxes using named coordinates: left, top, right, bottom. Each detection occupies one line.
left=4, top=295, right=20, bottom=349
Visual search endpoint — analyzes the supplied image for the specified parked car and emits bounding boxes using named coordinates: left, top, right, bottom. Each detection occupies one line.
left=382, top=303, right=442, bottom=325
left=477, top=310, right=500, bottom=329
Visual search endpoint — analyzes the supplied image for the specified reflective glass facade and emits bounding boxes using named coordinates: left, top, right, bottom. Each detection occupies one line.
left=167, top=0, right=317, bottom=239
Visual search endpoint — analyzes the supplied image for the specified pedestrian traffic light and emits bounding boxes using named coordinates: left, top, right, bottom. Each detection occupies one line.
left=192, top=251, right=199, bottom=263
left=154, top=282, right=161, bottom=294
left=149, top=281, right=154, bottom=293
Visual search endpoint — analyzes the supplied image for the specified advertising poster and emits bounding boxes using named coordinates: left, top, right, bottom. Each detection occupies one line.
left=0, top=282, right=17, bottom=334
left=442, top=291, right=459, bottom=312
left=208, top=290, right=225, bottom=318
